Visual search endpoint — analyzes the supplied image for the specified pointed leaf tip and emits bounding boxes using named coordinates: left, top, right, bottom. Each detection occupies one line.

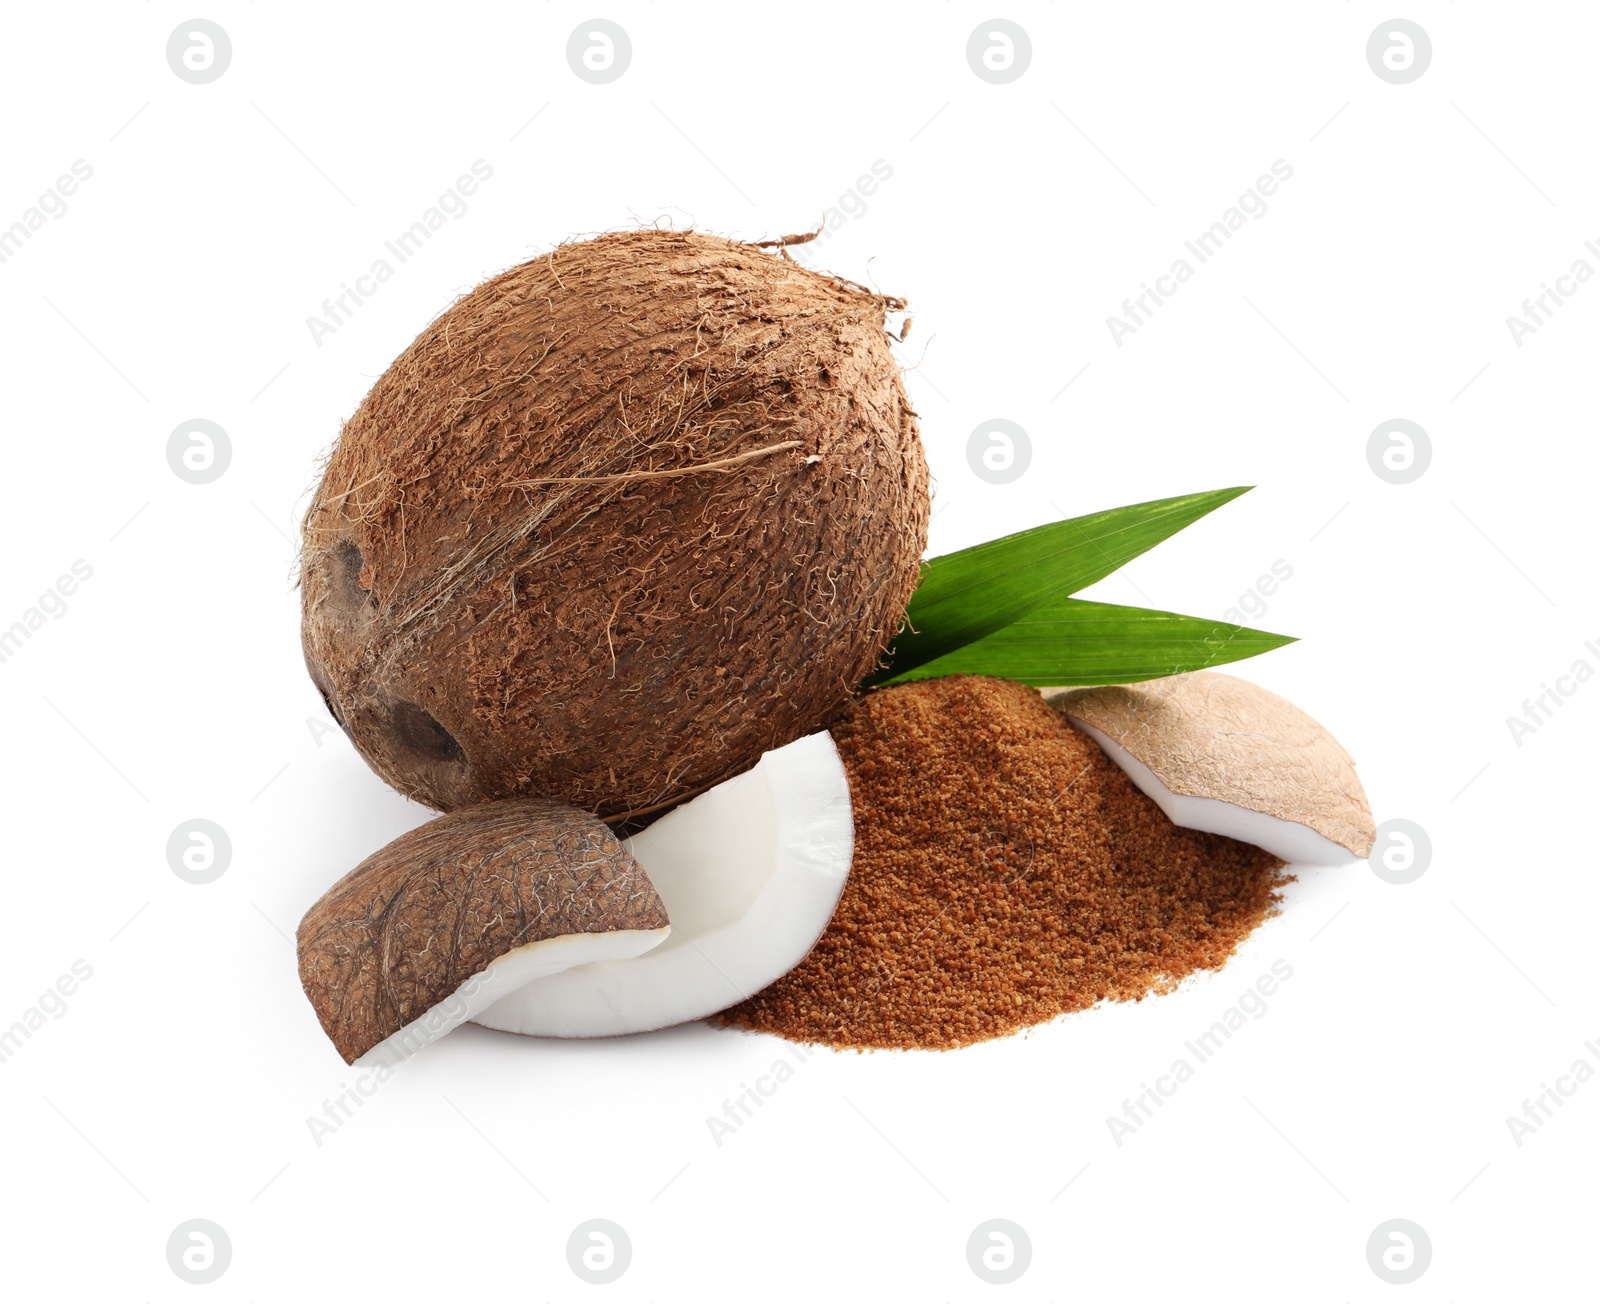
left=872, top=487, right=1257, bottom=684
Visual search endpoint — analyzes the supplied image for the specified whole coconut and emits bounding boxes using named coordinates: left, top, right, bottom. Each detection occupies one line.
left=301, top=229, right=929, bottom=819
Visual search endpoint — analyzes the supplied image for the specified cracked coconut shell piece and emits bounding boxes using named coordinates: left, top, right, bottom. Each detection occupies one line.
left=297, top=801, right=670, bottom=1063
left=300, top=228, right=929, bottom=820
left=1045, top=670, right=1375, bottom=864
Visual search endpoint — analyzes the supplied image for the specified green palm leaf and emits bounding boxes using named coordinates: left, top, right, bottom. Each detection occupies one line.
left=878, top=597, right=1295, bottom=687
left=870, top=486, right=1252, bottom=685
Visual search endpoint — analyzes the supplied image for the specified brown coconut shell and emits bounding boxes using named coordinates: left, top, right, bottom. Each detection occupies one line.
left=301, top=229, right=929, bottom=817
left=297, top=800, right=668, bottom=1063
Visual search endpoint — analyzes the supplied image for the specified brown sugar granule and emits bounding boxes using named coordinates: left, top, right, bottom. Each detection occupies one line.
left=717, top=675, right=1290, bottom=1050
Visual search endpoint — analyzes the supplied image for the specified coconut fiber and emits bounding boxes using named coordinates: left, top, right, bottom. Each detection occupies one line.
left=719, top=676, right=1290, bottom=1050
left=300, top=230, right=928, bottom=820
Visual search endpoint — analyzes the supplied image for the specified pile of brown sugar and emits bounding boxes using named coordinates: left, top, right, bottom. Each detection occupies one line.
left=718, top=675, right=1289, bottom=1050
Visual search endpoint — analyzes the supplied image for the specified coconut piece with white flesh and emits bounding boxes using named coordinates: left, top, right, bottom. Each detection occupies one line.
left=1045, top=670, right=1375, bottom=864
left=297, top=802, right=671, bottom=1064
left=473, top=730, right=853, bottom=1039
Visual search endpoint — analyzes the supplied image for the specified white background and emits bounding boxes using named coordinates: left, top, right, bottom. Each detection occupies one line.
left=1, top=2, right=1594, bottom=1298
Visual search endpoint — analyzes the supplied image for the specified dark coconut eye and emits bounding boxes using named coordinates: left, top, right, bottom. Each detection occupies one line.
left=338, top=540, right=366, bottom=587
left=333, top=539, right=374, bottom=604
left=318, top=687, right=345, bottom=728
left=391, top=701, right=464, bottom=763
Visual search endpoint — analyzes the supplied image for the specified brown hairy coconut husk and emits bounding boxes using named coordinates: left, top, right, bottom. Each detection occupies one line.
left=301, top=229, right=929, bottom=818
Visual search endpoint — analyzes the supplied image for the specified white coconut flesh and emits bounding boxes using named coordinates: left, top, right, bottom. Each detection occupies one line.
left=1046, top=671, right=1376, bottom=867
left=358, top=927, right=670, bottom=1066
left=472, top=730, right=853, bottom=1038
